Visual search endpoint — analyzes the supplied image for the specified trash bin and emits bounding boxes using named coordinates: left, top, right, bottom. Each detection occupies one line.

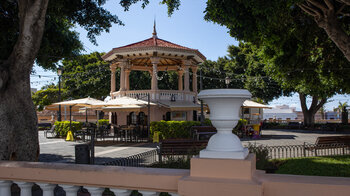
left=75, top=144, right=90, bottom=164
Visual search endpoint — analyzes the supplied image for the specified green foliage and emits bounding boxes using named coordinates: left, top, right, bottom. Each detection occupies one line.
left=62, top=52, right=112, bottom=99
left=233, top=118, right=248, bottom=135
left=98, top=119, right=109, bottom=126
left=247, top=143, right=271, bottom=170
left=150, top=121, right=204, bottom=140
left=199, top=42, right=284, bottom=103
left=54, top=121, right=82, bottom=136
left=204, top=0, right=350, bottom=97
left=0, top=0, right=126, bottom=70
left=31, top=85, right=68, bottom=111
left=150, top=156, right=191, bottom=169
left=274, top=156, right=350, bottom=177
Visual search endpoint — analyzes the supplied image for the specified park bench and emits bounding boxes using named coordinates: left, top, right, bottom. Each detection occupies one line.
left=44, top=125, right=56, bottom=138
left=191, top=126, right=217, bottom=141
left=305, top=135, right=350, bottom=153
left=320, top=123, right=339, bottom=132
left=314, top=136, right=350, bottom=146
left=38, top=123, right=52, bottom=130
left=157, top=139, right=208, bottom=162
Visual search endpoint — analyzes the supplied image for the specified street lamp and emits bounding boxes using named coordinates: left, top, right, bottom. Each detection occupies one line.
left=225, top=76, right=231, bottom=88
left=136, top=93, right=151, bottom=141
left=57, top=66, right=63, bottom=121
left=200, top=68, right=204, bottom=125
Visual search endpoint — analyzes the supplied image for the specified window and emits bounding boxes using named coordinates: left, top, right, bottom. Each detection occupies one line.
left=128, top=112, right=138, bottom=125
left=171, top=111, right=187, bottom=121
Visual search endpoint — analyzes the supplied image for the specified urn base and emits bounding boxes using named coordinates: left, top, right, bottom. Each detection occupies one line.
left=199, top=147, right=249, bottom=159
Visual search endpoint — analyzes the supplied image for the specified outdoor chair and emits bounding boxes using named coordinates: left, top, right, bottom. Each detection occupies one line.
left=112, top=126, right=122, bottom=142
left=44, top=125, right=56, bottom=138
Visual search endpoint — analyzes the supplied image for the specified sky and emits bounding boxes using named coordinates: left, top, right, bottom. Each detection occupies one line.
left=30, top=0, right=349, bottom=112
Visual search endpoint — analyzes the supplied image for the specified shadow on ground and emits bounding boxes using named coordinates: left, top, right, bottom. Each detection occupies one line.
left=39, top=154, right=74, bottom=163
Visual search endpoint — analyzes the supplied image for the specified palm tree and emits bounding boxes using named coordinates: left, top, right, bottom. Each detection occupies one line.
left=337, top=102, right=348, bottom=120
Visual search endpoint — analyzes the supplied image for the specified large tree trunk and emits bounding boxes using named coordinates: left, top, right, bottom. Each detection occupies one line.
left=315, top=10, right=350, bottom=62
left=0, top=0, right=49, bottom=161
left=299, top=93, right=327, bottom=128
left=299, top=0, right=350, bottom=62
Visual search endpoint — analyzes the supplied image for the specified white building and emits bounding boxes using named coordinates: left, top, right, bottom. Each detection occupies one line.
left=263, top=105, right=297, bottom=120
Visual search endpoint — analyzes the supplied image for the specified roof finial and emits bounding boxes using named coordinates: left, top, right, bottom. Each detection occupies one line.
left=152, top=19, right=157, bottom=38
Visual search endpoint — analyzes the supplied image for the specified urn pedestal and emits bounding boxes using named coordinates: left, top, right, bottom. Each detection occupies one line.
left=198, top=89, right=252, bottom=159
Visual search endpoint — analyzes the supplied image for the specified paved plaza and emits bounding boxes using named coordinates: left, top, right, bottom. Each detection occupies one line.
left=38, top=131, right=156, bottom=164
left=38, top=129, right=349, bottom=164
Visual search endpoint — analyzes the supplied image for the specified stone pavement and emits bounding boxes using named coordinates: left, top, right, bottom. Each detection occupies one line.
left=38, top=131, right=156, bottom=164
left=38, top=129, right=349, bottom=164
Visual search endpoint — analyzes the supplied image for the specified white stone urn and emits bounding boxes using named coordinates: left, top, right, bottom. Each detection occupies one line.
left=198, top=89, right=252, bottom=159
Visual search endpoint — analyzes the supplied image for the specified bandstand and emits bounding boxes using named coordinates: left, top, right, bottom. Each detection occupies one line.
left=102, top=25, right=206, bottom=125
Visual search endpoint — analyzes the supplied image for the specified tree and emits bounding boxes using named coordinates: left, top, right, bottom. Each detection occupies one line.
left=199, top=43, right=284, bottom=103
left=298, top=0, right=350, bottom=62
left=62, top=52, right=112, bottom=99
left=0, top=0, right=146, bottom=161
left=32, top=84, right=68, bottom=111
left=319, top=105, right=325, bottom=120
left=203, top=0, right=350, bottom=127
left=225, top=43, right=285, bottom=103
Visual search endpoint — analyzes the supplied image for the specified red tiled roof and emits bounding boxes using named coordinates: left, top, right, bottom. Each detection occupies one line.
left=114, top=37, right=194, bottom=50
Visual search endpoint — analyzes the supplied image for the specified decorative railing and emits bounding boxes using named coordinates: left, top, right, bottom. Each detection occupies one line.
left=262, top=143, right=350, bottom=159
left=103, top=149, right=158, bottom=167
left=111, top=90, right=196, bottom=102
left=0, top=161, right=185, bottom=196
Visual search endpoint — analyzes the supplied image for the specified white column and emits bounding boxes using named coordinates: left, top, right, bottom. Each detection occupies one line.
left=110, top=65, right=117, bottom=93
left=36, top=183, right=56, bottom=196
left=178, top=70, right=184, bottom=91
left=85, top=186, right=104, bottom=196
left=139, top=190, right=159, bottom=196
left=150, top=57, right=160, bottom=91
left=60, top=184, right=79, bottom=196
left=110, top=188, right=132, bottom=196
left=125, top=69, right=131, bottom=91
left=184, top=66, right=190, bottom=91
left=119, top=61, right=127, bottom=91
left=182, top=60, right=191, bottom=91
left=15, top=181, right=33, bottom=196
left=0, top=180, right=12, bottom=196
left=192, top=67, right=198, bottom=93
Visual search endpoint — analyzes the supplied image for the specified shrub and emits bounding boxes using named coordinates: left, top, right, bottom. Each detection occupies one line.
left=149, top=156, right=191, bottom=169
left=98, top=119, right=109, bottom=126
left=54, top=121, right=82, bottom=136
left=233, top=119, right=248, bottom=135
left=150, top=120, right=204, bottom=140
left=247, top=143, right=271, bottom=170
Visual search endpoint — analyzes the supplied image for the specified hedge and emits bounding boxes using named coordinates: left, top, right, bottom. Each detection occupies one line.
left=54, top=121, right=82, bottom=136
left=150, top=119, right=251, bottom=140
left=98, top=119, right=109, bottom=126
left=150, top=120, right=214, bottom=140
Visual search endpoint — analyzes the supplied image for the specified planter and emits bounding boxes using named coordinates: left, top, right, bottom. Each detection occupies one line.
left=198, top=89, right=251, bottom=159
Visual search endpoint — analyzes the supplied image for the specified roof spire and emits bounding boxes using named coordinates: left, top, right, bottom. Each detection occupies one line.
left=152, top=19, right=157, bottom=38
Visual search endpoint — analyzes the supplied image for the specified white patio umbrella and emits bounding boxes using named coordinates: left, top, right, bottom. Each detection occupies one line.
left=51, top=97, right=105, bottom=130
left=94, top=96, right=156, bottom=107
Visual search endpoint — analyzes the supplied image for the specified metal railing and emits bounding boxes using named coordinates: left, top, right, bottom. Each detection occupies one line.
left=103, top=149, right=158, bottom=167
left=255, top=143, right=350, bottom=159
left=103, top=143, right=350, bottom=167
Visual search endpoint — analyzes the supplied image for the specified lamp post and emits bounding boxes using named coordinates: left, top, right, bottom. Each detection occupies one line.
left=200, top=68, right=204, bottom=125
left=136, top=94, right=151, bottom=140
left=57, top=67, right=63, bottom=121
left=225, top=76, right=231, bottom=89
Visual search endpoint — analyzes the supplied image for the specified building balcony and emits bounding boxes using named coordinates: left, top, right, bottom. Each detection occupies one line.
left=111, top=90, right=197, bottom=102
